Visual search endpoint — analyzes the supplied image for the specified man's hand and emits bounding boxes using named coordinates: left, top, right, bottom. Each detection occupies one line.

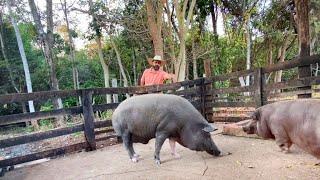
left=170, top=74, right=177, bottom=83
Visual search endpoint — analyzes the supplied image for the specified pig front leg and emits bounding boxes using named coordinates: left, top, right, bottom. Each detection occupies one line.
left=154, top=131, right=169, bottom=165
left=271, top=126, right=292, bottom=153
left=122, top=130, right=138, bottom=162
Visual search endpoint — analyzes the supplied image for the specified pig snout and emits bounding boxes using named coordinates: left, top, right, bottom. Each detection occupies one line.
left=242, top=121, right=256, bottom=134
left=206, top=142, right=221, bottom=156
left=242, top=125, right=251, bottom=133
left=206, top=148, right=221, bottom=156
left=214, top=149, right=221, bottom=156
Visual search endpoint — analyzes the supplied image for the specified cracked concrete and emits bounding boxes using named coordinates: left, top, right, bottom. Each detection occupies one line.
left=4, top=125, right=320, bottom=180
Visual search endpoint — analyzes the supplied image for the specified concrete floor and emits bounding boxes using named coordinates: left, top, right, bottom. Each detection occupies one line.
left=4, top=129, right=320, bottom=180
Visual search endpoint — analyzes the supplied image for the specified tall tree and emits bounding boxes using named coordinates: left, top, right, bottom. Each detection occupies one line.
left=173, top=0, right=197, bottom=81
left=274, top=31, right=292, bottom=83
left=294, top=0, right=311, bottom=98
left=145, top=0, right=164, bottom=58
left=7, top=0, right=37, bottom=127
left=60, top=0, right=80, bottom=95
left=28, top=0, right=64, bottom=125
left=110, top=36, right=129, bottom=89
left=164, top=0, right=176, bottom=72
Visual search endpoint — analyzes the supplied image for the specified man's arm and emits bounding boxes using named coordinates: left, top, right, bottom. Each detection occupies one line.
left=140, top=70, right=146, bottom=86
left=164, top=72, right=177, bottom=83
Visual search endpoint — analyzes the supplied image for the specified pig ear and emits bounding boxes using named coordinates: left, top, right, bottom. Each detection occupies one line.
left=202, top=125, right=218, bottom=132
left=249, top=110, right=259, bottom=121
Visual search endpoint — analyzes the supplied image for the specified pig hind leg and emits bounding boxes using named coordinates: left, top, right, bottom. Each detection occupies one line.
left=169, top=138, right=180, bottom=158
left=122, top=130, right=138, bottom=162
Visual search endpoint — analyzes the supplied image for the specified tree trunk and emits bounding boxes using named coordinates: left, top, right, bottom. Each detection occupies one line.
left=111, top=78, right=118, bottom=103
left=7, top=0, right=38, bottom=128
left=174, top=0, right=196, bottom=82
left=28, top=0, right=63, bottom=116
left=61, top=0, right=80, bottom=105
left=146, top=0, right=163, bottom=58
left=245, top=16, right=251, bottom=86
left=165, top=0, right=176, bottom=72
left=274, top=32, right=290, bottom=83
left=192, top=38, right=198, bottom=79
left=203, top=59, right=212, bottom=77
left=95, top=36, right=111, bottom=103
left=110, top=37, right=128, bottom=88
left=132, top=48, right=137, bottom=86
left=47, top=0, right=64, bottom=112
left=210, top=1, right=218, bottom=35
left=294, top=0, right=311, bottom=98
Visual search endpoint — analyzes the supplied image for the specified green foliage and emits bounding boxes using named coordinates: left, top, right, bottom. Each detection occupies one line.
left=38, top=119, right=55, bottom=130
left=100, top=110, right=113, bottom=120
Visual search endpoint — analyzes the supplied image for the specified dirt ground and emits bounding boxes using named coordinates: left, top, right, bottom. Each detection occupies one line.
left=3, top=124, right=320, bottom=180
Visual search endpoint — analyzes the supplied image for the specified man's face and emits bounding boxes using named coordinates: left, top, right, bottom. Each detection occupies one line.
left=152, top=60, right=161, bottom=71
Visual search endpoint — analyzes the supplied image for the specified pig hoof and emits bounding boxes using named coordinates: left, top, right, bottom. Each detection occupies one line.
left=280, top=148, right=290, bottom=154
left=131, top=157, right=139, bottom=163
left=133, top=153, right=140, bottom=158
left=155, top=159, right=161, bottom=165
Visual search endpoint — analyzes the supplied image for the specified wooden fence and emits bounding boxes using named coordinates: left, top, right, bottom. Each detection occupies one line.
left=204, top=54, right=320, bottom=122
left=0, top=54, right=319, bottom=170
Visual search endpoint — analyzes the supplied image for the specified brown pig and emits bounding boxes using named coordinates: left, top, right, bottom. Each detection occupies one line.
left=243, top=99, right=320, bottom=159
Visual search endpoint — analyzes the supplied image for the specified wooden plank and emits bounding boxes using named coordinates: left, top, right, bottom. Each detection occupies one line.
left=0, top=142, right=88, bottom=168
left=95, top=134, right=118, bottom=142
left=212, top=116, right=249, bottom=122
left=0, top=106, right=82, bottom=126
left=264, top=76, right=320, bottom=92
left=0, top=120, right=112, bottom=149
left=211, top=96, right=252, bottom=101
left=208, top=101, right=256, bottom=107
left=268, top=89, right=312, bottom=98
left=0, top=89, right=81, bottom=104
left=172, top=87, right=202, bottom=96
left=262, top=55, right=320, bottom=73
left=95, top=129, right=114, bottom=135
left=0, top=124, right=84, bottom=148
left=94, top=120, right=112, bottom=128
left=0, top=78, right=203, bottom=104
left=205, top=69, right=255, bottom=83
left=207, top=86, right=254, bottom=95
left=92, top=80, right=197, bottom=95
left=82, top=90, right=96, bottom=151
left=92, top=103, right=119, bottom=111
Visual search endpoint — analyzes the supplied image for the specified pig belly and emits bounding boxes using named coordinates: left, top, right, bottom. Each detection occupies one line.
left=132, top=134, right=153, bottom=144
left=289, top=126, right=320, bottom=159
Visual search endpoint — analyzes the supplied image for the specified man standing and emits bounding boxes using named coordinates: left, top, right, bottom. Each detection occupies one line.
left=140, top=55, right=176, bottom=86
left=140, top=55, right=180, bottom=158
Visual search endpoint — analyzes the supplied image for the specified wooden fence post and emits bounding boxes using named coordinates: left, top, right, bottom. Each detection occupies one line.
left=254, top=68, right=263, bottom=107
left=199, top=78, right=206, bottom=117
left=197, top=77, right=214, bottom=122
left=82, top=90, right=96, bottom=151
